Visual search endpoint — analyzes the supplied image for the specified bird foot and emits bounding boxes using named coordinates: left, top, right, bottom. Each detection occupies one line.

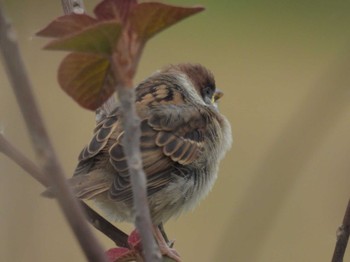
left=127, top=228, right=181, bottom=261
left=158, top=243, right=182, bottom=262
left=153, top=225, right=181, bottom=261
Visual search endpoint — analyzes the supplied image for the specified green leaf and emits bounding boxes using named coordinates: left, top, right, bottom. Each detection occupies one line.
left=36, top=14, right=97, bottom=38
left=44, top=20, right=122, bottom=55
left=130, top=3, right=205, bottom=40
left=58, top=53, right=116, bottom=110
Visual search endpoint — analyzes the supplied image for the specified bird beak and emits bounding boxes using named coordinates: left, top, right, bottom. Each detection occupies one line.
left=213, top=89, right=224, bottom=102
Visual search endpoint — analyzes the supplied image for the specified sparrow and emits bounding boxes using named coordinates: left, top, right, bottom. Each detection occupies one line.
left=70, top=63, right=232, bottom=260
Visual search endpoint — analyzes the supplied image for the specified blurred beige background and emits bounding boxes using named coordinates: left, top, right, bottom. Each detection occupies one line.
left=1, top=0, right=350, bottom=261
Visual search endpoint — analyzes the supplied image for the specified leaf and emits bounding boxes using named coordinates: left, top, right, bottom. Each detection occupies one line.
left=130, top=3, right=205, bottom=40
left=36, top=14, right=97, bottom=38
left=94, top=0, right=137, bottom=22
left=37, top=0, right=207, bottom=110
left=58, top=53, right=116, bottom=110
left=44, top=20, right=122, bottom=55
left=127, top=229, right=140, bottom=249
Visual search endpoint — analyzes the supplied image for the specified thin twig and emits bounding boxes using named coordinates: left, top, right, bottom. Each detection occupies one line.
left=0, top=133, right=129, bottom=248
left=331, top=199, right=350, bottom=262
left=111, top=54, right=162, bottom=262
left=0, top=134, right=49, bottom=186
left=82, top=201, right=129, bottom=248
left=0, top=5, right=107, bottom=262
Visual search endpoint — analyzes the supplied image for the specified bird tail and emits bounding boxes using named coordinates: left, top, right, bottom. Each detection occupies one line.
left=41, top=171, right=110, bottom=200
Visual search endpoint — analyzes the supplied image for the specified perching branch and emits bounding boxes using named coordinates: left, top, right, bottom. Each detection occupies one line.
left=0, top=4, right=107, bottom=262
left=83, top=201, right=129, bottom=248
left=331, top=199, right=350, bottom=262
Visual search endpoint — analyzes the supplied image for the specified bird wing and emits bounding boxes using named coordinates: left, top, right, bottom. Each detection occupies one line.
left=72, top=81, right=209, bottom=202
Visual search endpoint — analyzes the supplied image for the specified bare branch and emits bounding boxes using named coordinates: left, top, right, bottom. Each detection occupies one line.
left=111, top=55, right=162, bottom=262
left=0, top=134, right=49, bottom=186
left=83, top=201, right=129, bottom=248
left=0, top=4, right=107, bottom=262
left=0, top=132, right=129, bottom=248
left=332, top=199, right=350, bottom=262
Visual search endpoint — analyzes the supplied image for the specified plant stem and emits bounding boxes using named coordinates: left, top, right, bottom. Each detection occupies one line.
left=111, top=54, right=162, bottom=262
left=0, top=134, right=49, bottom=186
left=332, top=199, right=350, bottom=262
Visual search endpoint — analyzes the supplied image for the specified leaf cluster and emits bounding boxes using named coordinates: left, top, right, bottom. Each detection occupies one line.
left=37, top=0, right=204, bottom=110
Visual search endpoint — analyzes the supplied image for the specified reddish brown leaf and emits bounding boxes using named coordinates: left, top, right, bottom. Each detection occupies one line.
left=128, top=229, right=141, bottom=249
left=130, top=3, right=205, bottom=40
left=94, top=0, right=137, bottom=23
left=44, top=20, right=122, bottom=55
left=58, top=53, right=116, bottom=110
left=36, top=14, right=97, bottom=38
left=38, top=0, right=206, bottom=111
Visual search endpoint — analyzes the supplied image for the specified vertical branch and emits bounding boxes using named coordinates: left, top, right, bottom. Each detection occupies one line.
left=332, top=199, right=350, bottom=262
left=111, top=55, right=162, bottom=262
left=0, top=4, right=107, bottom=262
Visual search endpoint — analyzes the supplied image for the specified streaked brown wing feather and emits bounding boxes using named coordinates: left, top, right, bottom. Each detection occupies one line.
left=73, top=82, right=209, bottom=202
left=108, top=119, right=174, bottom=200
left=77, top=110, right=119, bottom=163
left=73, top=111, right=121, bottom=192
left=149, top=103, right=208, bottom=165
left=155, top=131, right=204, bottom=165
left=69, top=171, right=111, bottom=199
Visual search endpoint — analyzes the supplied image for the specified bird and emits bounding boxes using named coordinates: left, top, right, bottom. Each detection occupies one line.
left=69, top=63, right=232, bottom=261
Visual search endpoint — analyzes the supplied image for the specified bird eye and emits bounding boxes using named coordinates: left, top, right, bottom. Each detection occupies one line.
left=202, top=86, right=215, bottom=104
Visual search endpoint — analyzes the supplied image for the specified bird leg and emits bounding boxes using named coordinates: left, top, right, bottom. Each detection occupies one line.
left=153, top=225, right=181, bottom=262
left=127, top=226, right=181, bottom=262
left=158, top=222, right=175, bottom=247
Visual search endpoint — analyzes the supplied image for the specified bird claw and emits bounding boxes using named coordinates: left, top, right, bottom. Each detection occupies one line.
left=158, top=244, right=182, bottom=262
